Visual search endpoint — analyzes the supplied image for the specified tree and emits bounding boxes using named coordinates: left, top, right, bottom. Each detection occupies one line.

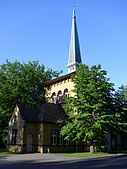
left=0, top=60, right=61, bottom=145
left=59, top=64, right=127, bottom=151
left=117, top=85, right=127, bottom=104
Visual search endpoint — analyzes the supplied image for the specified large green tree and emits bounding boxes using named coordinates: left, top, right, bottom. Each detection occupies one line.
left=59, top=64, right=127, bottom=151
left=0, top=60, right=61, bottom=145
left=118, top=85, right=127, bottom=104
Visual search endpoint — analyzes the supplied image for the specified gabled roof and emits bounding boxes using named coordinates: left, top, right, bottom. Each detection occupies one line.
left=19, top=102, right=68, bottom=123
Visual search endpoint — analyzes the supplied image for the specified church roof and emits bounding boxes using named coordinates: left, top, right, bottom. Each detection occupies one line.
left=19, top=102, right=68, bottom=123
left=45, top=72, right=75, bottom=86
left=67, top=5, right=82, bottom=69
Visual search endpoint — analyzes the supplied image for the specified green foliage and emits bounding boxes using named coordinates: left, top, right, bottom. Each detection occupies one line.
left=59, top=64, right=127, bottom=151
left=0, top=60, right=61, bottom=145
left=55, top=152, right=110, bottom=158
left=117, top=85, right=127, bottom=105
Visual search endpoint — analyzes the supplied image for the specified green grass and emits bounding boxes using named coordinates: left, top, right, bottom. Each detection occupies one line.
left=0, top=149, right=111, bottom=158
left=0, top=149, right=15, bottom=156
left=55, top=152, right=110, bottom=158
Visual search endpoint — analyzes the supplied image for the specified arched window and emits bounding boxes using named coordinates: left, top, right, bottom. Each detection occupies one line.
left=52, top=92, right=57, bottom=104
left=57, top=90, right=63, bottom=103
left=63, top=88, right=69, bottom=101
left=14, top=115, right=17, bottom=122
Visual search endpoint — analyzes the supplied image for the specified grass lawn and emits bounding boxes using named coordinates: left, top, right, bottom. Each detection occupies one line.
left=0, top=149, right=111, bottom=158
left=55, top=152, right=111, bottom=158
left=0, top=149, right=15, bottom=156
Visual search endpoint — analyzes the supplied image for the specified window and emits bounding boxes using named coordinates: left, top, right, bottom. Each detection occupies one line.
left=51, top=131, right=69, bottom=146
left=12, top=129, right=18, bottom=145
left=58, top=135, right=63, bottom=145
left=52, top=95, right=57, bottom=104
left=52, top=92, right=57, bottom=104
left=14, top=115, right=17, bottom=122
left=51, top=131, right=57, bottom=145
left=64, top=88, right=69, bottom=101
left=57, top=90, right=63, bottom=103
left=58, top=94, right=63, bottom=103
left=64, top=139, right=69, bottom=145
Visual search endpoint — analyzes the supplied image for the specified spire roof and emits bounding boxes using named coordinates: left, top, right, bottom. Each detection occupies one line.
left=67, top=5, right=82, bottom=73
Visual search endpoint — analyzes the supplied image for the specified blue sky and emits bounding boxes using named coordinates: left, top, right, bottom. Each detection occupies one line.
left=0, top=0, right=127, bottom=90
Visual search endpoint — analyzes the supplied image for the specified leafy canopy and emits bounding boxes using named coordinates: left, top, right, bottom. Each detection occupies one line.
left=0, top=60, right=62, bottom=144
left=59, top=64, right=127, bottom=150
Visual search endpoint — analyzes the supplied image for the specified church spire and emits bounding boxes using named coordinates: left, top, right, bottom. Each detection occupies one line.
left=66, top=5, right=82, bottom=73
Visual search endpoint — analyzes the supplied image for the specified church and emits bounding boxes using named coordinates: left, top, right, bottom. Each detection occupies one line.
left=7, top=6, right=87, bottom=153
left=6, top=5, right=126, bottom=153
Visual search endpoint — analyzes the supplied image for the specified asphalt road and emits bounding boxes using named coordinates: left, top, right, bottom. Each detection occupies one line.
left=0, top=153, right=127, bottom=169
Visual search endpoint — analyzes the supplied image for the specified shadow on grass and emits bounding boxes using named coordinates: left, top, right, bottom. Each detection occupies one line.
left=0, top=149, right=17, bottom=156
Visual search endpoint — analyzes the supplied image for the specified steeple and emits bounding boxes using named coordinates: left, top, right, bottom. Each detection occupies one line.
left=66, top=5, right=82, bottom=73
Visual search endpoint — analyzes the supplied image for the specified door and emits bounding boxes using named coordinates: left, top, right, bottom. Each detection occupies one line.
left=26, top=134, right=32, bottom=152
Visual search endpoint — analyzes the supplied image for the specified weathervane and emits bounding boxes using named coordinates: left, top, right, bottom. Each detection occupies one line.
left=73, top=0, right=75, bottom=7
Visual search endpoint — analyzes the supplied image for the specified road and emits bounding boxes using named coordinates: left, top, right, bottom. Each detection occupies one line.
left=0, top=153, right=127, bottom=169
